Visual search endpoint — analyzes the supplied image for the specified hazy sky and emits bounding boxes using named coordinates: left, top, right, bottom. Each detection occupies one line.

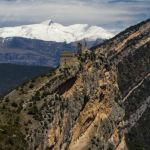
left=0, top=0, right=149, bottom=33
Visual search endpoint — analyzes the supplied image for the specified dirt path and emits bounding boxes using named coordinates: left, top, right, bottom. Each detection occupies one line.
left=123, top=73, right=150, bottom=103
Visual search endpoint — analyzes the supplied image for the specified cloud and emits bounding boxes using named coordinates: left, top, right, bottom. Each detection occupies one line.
left=0, top=0, right=149, bottom=33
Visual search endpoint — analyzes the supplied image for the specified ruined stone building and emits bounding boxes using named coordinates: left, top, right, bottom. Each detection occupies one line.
left=60, top=51, right=76, bottom=66
left=60, top=42, right=88, bottom=66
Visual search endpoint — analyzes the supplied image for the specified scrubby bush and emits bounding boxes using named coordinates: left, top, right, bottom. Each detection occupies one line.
left=28, top=105, right=38, bottom=115
left=11, top=102, right=18, bottom=108
left=29, top=83, right=34, bottom=89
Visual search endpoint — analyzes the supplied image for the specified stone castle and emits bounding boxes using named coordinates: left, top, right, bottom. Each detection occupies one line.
left=60, top=42, right=87, bottom=66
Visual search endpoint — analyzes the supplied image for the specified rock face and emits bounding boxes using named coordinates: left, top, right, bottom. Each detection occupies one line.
left=0, top=19, right=149, bottom=150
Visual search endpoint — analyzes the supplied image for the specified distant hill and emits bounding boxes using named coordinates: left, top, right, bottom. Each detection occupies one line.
left=0, top=37, right=104, bottom=67
left=0, top=63, right=53, bottom=96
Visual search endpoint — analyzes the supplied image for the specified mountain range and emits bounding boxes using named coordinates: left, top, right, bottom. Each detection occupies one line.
left=0, top=20, right=113, bottom=67
left=0, top=20, right=113, bottom=43
left=0, top=18, right=149, bottom=150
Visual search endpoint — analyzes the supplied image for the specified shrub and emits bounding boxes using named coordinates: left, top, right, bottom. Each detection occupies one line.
left=28, top=105, right=38, bottom=115
left=14, top=116, right=20, bottom=124
left=29, top=83, right=34, bottom=89
left=11, top=102, right=18, bottom=108
left=5, top=97, right=9, bottom=102
left=32, top=91, right=41, bottom=101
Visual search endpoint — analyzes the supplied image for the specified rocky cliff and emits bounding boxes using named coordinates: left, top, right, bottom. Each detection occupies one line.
left=0, top=19, right=149, bottom=150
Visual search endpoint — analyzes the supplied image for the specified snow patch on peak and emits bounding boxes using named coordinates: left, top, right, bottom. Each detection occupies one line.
left=0, top=20, right=114, bottom=43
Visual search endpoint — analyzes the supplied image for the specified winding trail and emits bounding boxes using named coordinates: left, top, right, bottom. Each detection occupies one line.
left=123, top=73, right=150, bottom=103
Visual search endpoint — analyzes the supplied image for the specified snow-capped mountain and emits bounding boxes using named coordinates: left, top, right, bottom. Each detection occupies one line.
left=0, top=20, right=113, bottom=43
left=0, top=20, right=114, bottom=67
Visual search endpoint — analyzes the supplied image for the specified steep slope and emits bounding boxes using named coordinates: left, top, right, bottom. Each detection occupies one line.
left=94, top=18, right=150, bottom=149
left=0, top=19, right=149, bottom=150
left=0, top=20, right=113, bottom=43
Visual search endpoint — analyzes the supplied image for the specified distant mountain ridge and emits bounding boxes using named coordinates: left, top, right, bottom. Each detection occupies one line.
left=0, top=37, right=104, bottom=67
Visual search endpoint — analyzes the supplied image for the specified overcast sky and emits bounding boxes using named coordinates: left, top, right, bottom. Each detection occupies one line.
left=0, top=0, right=149, bottom=33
